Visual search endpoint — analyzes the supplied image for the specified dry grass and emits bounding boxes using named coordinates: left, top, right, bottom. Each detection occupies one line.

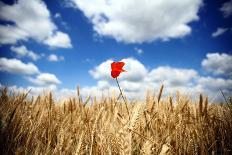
left=0, top=87, right=232, bottom=154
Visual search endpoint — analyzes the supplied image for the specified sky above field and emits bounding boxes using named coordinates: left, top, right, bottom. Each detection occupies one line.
left=0, top=0, right=231, bottom=101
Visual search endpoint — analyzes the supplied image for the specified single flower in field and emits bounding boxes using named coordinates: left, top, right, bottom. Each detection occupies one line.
left=111, top=61, right=130, bottom=117
left=111, top=62, right=126, bottom=78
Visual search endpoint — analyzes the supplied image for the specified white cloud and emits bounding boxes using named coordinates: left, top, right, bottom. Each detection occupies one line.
left=88, top=58, right=149, bottom=99
left=89, top=59, right=113, bottom=80
left=27, top=73, right=61, bottom=86
left=0, top=82, right=79, bottom=101
left=83, top=58, right=93, bottom=64
left=48, top=54, right=58, bottom=62
left=10, top=45, right=40, bottom=61
left=202, top=53, right=232, bottom=75
left=48, top=54, right=64, bottom=62
left=44, top=31, right=72, bottom=48
left=134, top=47, right=143, bottom=55
left=197, top=76, right=232, bottom=102
left=0, top=83, right=86, bottom=101
left=0, top=83, right=57, bottom=97
left=0, top=25, right=28, bottom=44
left=87, top=57, right=231, bottom=102
left=120, top=58, right=148, bottom=82
left=89, top=58, right=197, bottom=99
left=89, top=58, right=148, bottom=82
left=0, top=0, right=54, bottom=41
left=220, top=0, right=232, bottom=18
left=147, top=66, right=198, bottom=86
left=69, top=0, right=202, bottom=43
left=0, top=57, right=39, bottom=74
left=198, top=76, right=232, bottom=92
left=1, top=56, right=231, bottom=102
left=212, top=27, right=228, bottom=37
left=0, top=0, right=72, bottom=48
left=54, top=13, right=61, bottom=18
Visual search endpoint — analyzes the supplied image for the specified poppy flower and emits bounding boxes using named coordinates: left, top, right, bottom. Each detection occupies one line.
left=111, top=61, right=126, bottom=78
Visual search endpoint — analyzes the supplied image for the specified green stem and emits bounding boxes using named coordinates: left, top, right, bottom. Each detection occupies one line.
left=116, top=77, right=130, bottom=119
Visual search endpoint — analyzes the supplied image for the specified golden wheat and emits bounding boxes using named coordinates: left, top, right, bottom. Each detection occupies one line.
left=0, top=87, right=232, bottom=154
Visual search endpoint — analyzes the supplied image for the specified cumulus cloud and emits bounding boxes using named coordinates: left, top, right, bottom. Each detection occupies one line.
left=220, top=0, right=232, bottom=18
left=89, top=58, right=148, bottom=82
left=11, top=45, right=40, bottom=61
left=212, top=27, right=228, bottom=37
left=134, top=47, right=143, bottom=55
left=147, top=66, right=198, bottom=86
left=44, top=31, right=72, bottom=48
left=54, top=13, right=61, bottom=18
left=198, top=76, right=232, bottom=92
left=1, top=56, right=231, bottom=102
left=0, top=83, right=85, bottom=101
left=0, top=0, right=72, bottom=48
left=89, top=59, right=113, bottom=80
left=197, top=76, right=232, bottom=102
left=0, top=57, right=39, bottom=74
left=0, top=57, right=61, bottom=87
left=0, top=25, right=28, bottom=44
left=202, top=53, right=232, bottom=75
left=69, top=0, right=202, bottom=43
left=2, top=55, right=231, bottom=102
left=89, top=58, right=149, bottom=99
left=27, top=73, right=61, bottom=86
left=0, top=83, right=57, bottom=97
left=48, top=54, right=64, bottom=62
left=0, top=0, right=54, bottom=42
left=89, top=58, right=198, bottom=99
left=87, top=57, right=231, bottom=102
left=120, top=58, right=148, bottom=82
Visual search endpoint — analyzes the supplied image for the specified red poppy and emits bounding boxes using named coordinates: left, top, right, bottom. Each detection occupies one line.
left=111, top=61, right=126, bottom=78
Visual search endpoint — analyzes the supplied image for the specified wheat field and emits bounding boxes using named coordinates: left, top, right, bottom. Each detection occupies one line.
left=0, top=86, right=232, bottom=155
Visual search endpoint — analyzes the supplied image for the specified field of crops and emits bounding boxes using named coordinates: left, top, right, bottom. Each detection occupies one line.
left=0, top=87, right=232, bottom=155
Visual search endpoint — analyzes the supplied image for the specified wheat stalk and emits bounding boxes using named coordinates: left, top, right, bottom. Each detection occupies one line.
left=0, top=88, right=231, bottom=154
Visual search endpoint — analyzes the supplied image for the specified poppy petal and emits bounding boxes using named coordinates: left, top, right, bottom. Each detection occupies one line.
left=111, top=61, right=126, bottom=78
left=111, top=62, right=116, bottom=69
left=111, top=62, right=125, bottom=71
left=115, top=62, right=125, bottom=69
left=111, top=70, right=121, bottom=78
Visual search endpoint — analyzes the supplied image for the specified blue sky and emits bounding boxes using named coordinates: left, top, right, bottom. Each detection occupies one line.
left=0, top=0, right=231, bottom=101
